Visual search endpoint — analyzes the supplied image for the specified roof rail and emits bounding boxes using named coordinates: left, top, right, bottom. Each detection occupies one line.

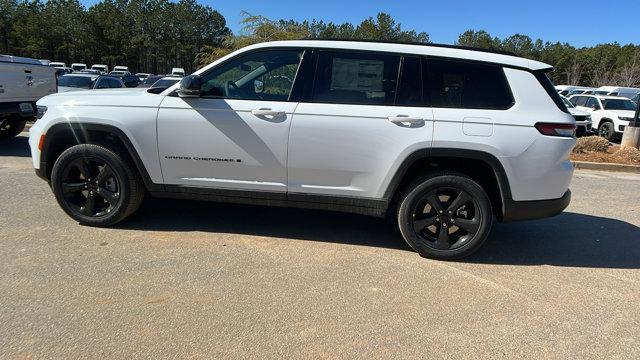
left=302, top=38, right=518, bottom=57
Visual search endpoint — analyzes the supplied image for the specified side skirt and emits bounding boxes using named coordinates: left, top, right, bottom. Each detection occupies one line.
left=149, top=185, right=389, bottom=217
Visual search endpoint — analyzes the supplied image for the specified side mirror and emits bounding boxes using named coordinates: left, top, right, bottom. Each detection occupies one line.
left=254, top=79, right=264, bottom=94
left=177, top=74, right=202, bottom=98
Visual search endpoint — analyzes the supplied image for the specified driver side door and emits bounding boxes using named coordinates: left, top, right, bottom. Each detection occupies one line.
left=157, top=49, right=304, bottom=194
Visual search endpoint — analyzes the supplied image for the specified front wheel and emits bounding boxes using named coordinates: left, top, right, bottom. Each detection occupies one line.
left=0, top=118, right=27, bottom=140
left=50, top=144, right=145, bottom=226
left=397, top=172, right=493, bottom=260
left=598, top=121, right=616, bottom=142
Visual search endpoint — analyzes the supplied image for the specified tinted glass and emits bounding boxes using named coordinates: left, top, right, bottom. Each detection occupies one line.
left=396, top=57, right=422, bottom=106
left=107, top=78, right=122, bottom=88
left=585, top=97, right=600, bottom=109
left=58, top=75, right=94, bottom=89
left=152, top=79, right=179, bottom=88
left=602, top=99, right=637, bottom=110
left=572, top=96, right=587, bottom=106
left=312, top=51, right=400, bottom=105
left=426, top=59, right=513, bottom=109
left=200, top=49, right=303, bottom=101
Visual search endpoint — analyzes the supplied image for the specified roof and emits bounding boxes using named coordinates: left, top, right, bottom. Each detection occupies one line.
left=62, top=73, right=99, bottom=79
left=0, top=54, right=44, bottom=66
left=225, top=40, right=553, bottom=71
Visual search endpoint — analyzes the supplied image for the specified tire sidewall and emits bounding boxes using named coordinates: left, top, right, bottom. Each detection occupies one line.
left=599, top=122, right=614, bottom=141
left=51, top=144, right=133, bottom=226
left=398, top=175, right=492, bottom=260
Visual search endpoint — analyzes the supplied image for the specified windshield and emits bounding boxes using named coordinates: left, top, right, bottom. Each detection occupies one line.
left=602, top=99, right=637, bottom=111
left=58, top=76, right=95, bottom=89
left=141, top=76, right=162, bottom=85
left=562, top=97, right=575, bottom=108
left=152, top=79, right=179, bottom=88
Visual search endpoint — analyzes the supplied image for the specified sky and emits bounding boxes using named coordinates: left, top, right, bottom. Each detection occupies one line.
left=80, top=0, right=640, bottom=47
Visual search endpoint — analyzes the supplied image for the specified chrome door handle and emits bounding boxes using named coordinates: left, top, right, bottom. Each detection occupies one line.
left=388, top=115, right=424, bottom=124
left=251, top=109, right=284, bottom=117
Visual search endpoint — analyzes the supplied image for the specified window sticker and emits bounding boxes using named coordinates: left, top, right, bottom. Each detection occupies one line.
left=330, top=58, right=384, bottom=92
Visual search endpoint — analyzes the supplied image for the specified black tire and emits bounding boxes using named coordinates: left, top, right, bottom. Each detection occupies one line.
left=0, top=118, right=27, bottom=140
left=397, top=171, right=493, bottom=260
left=50, top=143, right=145, bottom=226
left=598, top=121, right=617, bottom=142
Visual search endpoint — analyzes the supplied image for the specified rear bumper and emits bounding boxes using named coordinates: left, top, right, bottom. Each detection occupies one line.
left=501, top=190, right=571, bottom=222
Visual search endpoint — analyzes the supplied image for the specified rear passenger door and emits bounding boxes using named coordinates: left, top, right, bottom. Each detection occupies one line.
left=288, top=50, right=433, bottom=199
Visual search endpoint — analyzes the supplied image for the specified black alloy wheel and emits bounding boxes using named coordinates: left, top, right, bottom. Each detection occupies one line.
left=59, top=157, right=121, bottom=217
left=412, top=187, right=480, bottom=251
left=51, top=143, right=145, bottom=226
left=397, top=172, right=493, bottom=260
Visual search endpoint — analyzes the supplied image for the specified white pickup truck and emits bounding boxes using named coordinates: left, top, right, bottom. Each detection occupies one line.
left=0, top=55, right=57, bottom=139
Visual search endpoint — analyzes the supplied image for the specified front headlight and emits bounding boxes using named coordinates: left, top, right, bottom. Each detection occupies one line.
left=618, top=116, right=634, bottom=121
left=36, top=105, right=47, bottom=119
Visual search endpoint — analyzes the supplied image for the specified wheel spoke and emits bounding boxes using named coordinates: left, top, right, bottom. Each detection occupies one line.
left=446, top=191, right=471, bottom=214
left=455, top=218, right=479, bottom=234
left=97, top=188, right=119, bottom=206
left=427, top=194, right=445, bottom=214
left=436, top=226, right=450, bottom=249
left=75, top=159, right=93, bottom=179
left=81, top=193, right=96, bottom=215
left=62, top=181, right=86, bottom=194
left=94, top=165, right=113, bottom=186
left=413, top=216, right=437, bottom=233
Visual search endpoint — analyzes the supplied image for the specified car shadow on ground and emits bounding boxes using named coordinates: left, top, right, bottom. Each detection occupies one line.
left=0, top=134, right=31, bottom=157
left=122, top=198, right=640, bottom=269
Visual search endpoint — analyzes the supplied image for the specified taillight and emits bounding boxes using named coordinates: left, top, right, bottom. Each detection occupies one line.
left=534, top=122, right=576, bottom=137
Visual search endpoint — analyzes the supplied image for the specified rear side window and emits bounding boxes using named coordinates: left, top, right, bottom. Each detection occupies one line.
left=425, top=58, right=514, bottom=110
left=312, top=51, right=400, bottom=105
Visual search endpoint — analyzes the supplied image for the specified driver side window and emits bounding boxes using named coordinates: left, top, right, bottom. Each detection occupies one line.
left=200, top=49, right=303, bottom=101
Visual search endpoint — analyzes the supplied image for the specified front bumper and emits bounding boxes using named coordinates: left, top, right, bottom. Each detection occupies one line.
left=501, top=190, right=571, bottom=222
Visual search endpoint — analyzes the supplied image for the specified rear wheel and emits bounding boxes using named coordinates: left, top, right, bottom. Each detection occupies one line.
left=0, top=117, right=27, bottom=140
left=50, top=144, right=145, bottom=226
left=397, top=172, right=493, bottom=260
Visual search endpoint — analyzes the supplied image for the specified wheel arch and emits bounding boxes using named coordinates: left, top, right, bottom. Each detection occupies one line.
left=40, top=122, right=162, bottom=192
left=383, top=148, right=513, bottom=220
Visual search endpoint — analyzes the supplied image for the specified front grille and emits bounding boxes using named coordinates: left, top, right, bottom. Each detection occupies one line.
left=573, top=115, right=588, bottom=122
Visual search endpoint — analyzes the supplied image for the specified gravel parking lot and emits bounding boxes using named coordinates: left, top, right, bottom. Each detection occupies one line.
left=1, top=133, right=640, bottom=359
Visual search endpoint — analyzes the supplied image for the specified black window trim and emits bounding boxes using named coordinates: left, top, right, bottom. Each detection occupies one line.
left=423, top=55, right=516, bottom=111
left=194, top=47, right=308, bottom=103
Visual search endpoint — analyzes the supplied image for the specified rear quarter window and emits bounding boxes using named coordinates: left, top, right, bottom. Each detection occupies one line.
left=425, top=58, right=514, bottom=110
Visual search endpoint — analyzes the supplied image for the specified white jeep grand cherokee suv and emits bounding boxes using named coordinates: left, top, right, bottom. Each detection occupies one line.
left=568, top=94, right=638, bottom=142
left=29, top=40, right=575, bottom=260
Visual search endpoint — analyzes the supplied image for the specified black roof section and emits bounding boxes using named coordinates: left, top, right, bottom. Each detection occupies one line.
left=302, top=38, right=518, bottom=57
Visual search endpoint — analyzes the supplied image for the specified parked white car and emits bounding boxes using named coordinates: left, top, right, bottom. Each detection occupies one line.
left=561, top=97, right=592, bottom=136
left=30, top=40, right=575, bottom=260
left=71, top=63, right=87, bottom=72
left=57, top=74, right=125, bottom=92
left=170, top=67, right=185, bottom=76
left=113, top=66, right=130, bottom=73
left=49, top=61, right=66, bottom=69
left=568, top=94, right=638, bottom=141
left=0, top=55, right=56, bottom=139
left=593, top=86, right=640, bottom=100
left=91, top=64, right=109, bottom=74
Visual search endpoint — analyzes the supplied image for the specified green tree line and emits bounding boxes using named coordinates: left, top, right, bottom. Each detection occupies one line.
left=1, top=0, right=230, bottom=74
left=2, top=1, right=639, bottom=87
left=456, top=30, right=640, bottom=87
